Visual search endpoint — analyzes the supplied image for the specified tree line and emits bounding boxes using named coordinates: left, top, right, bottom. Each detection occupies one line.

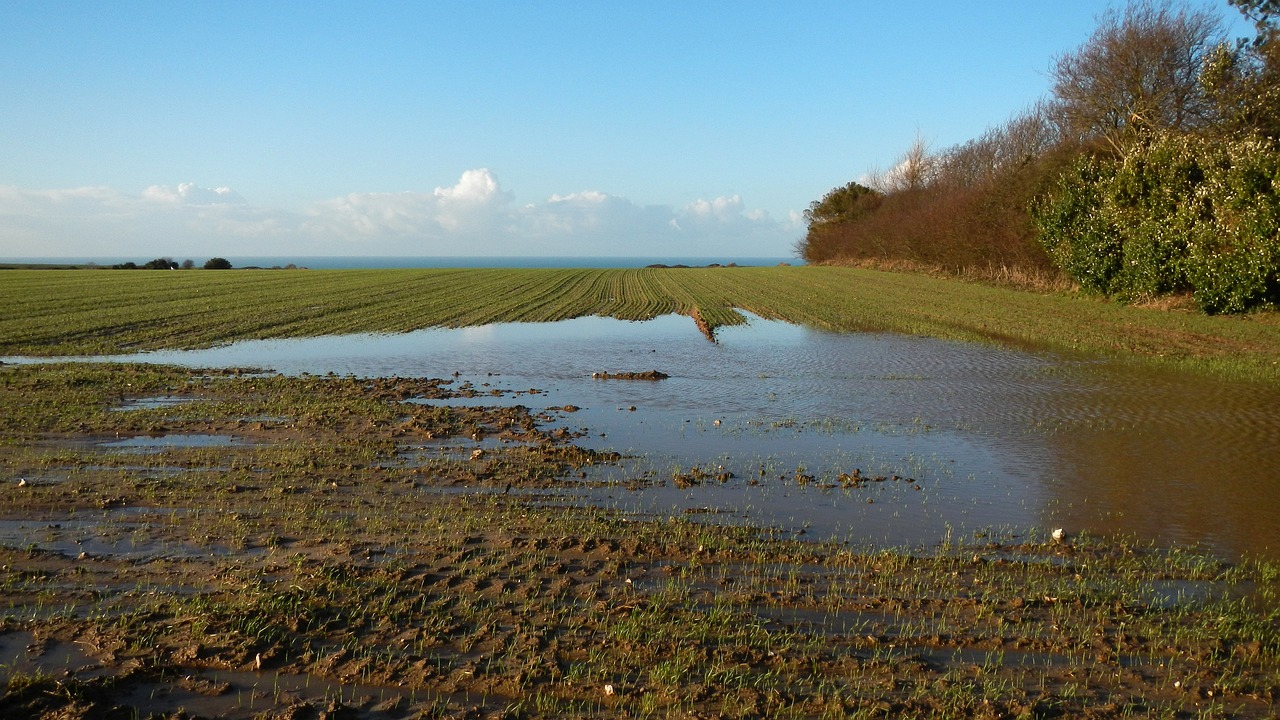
left=110, top=258, right=233, bottom=270
left=799, top=0, right=1280, bottom=313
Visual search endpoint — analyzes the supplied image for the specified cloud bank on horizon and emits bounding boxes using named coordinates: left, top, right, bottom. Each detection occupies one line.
left=4, top=3, right=1250, bottom=262
left=0, top=170, right=800, bottom=259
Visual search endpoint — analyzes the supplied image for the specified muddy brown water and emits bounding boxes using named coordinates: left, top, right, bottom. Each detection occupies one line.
left=8, top=313, right=1280, bottom=560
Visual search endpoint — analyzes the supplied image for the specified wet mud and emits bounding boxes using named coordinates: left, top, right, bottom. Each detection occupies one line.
left=589, top=370, right=669, bottom=381
left=1, top=363, right=1278, bottom=719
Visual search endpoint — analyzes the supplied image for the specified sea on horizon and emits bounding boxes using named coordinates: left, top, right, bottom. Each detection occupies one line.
left=3, top=256, right=800, bottom=270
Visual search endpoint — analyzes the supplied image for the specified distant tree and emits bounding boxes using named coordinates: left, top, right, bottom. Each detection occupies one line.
left=865, top=134, right=937, bottom=193
left=934, top=103, right=1063, bottom=189
left=203, top=257, right=233, bottom=270
left=180, top=259, right=195, bottom=269
left=803, top=181, right=880, bottom=228
left=1203, top=0, right=1280, bottom=142
left=1050, top=1, right=1224, bottom=153
left=111, top=262, right=138, bottom=270
left=143, top=257, right=179, bottom=270
left=798, top=181, right=885, bottom=263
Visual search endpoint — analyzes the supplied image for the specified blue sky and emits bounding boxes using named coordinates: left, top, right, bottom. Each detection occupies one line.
left=0, top=1, right=1253, bottom=259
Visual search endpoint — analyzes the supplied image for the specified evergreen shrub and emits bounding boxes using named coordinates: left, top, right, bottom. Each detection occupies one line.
left=1033, top=133, right=1280, bottom=312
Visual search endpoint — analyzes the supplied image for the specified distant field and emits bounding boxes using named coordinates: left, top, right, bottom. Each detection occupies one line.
left=2, top=266, right=1278, bottom=383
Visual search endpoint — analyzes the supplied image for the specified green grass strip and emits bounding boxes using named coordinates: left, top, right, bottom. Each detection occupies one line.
left=2, top=266, right=1277, bottom=384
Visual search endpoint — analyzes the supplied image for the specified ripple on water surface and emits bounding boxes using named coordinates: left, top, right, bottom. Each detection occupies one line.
left=6, top=312, right=1279, bottom=559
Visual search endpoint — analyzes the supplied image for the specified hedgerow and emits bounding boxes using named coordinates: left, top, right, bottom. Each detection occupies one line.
left=1033, top=133, right=1280, bottom=313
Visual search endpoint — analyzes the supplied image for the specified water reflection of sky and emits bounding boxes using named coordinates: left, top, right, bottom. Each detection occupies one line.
left=8, top=313, right=1280, bottom=559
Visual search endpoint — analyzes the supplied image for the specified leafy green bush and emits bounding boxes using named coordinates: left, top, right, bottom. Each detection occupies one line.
left=1033, top=133, right=1280, bottom=312
left=1034, top=155, right=1123, bottom=294
left=804, top=181, right=880, bottom=227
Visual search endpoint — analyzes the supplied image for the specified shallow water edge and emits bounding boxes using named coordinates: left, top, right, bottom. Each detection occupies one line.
left=5, top=312, right=1278, bottom=560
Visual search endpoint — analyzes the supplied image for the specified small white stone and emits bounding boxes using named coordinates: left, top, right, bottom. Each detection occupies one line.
left=1051, top=528, right=1066, bottom=542
left=603, top=683, right=615, bottom=696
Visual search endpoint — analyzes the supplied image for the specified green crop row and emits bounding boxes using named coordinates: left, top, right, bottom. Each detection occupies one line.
left=2, top=266, right=1278, bottom=383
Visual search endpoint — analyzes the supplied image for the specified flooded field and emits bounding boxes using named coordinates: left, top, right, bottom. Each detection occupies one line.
left=11, top=312, right=1279, bottom=560
left=4, top=328, right=1279, bottom=719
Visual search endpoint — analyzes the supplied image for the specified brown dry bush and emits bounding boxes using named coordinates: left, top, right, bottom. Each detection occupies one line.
left=800, top=126, right=1077, bottom=285
left=800, top=99, right=1081, bottom=284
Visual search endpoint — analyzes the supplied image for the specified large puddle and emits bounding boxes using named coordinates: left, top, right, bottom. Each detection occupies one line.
left=8, top=313, right=1280, bottom=559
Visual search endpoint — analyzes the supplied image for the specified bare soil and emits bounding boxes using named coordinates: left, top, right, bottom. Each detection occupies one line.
left=1, top=364, right=1277, bottom=719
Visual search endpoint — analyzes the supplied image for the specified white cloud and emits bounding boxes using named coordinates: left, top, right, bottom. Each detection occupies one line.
left=546, top=190, right=609, bottom=204
left=433, top=168, right=504, bottom=204
left=142, top=183, right=246, bottom=205
left=0, top=185, right=131, bottom=216
left=684, top=195, right=745, bottom=220
left=0, top=171, right=802, bottom=259
left=526, top=190, right=669, bottom=244
left=302, top=169, right=515, bottom=238
left=0, top=183, right=296, bottom=257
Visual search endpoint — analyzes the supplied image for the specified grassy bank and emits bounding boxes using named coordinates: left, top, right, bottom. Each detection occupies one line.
left=2, top=363, right=1277, bottom=719
left=2, top=266, right=1277, bottom=383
